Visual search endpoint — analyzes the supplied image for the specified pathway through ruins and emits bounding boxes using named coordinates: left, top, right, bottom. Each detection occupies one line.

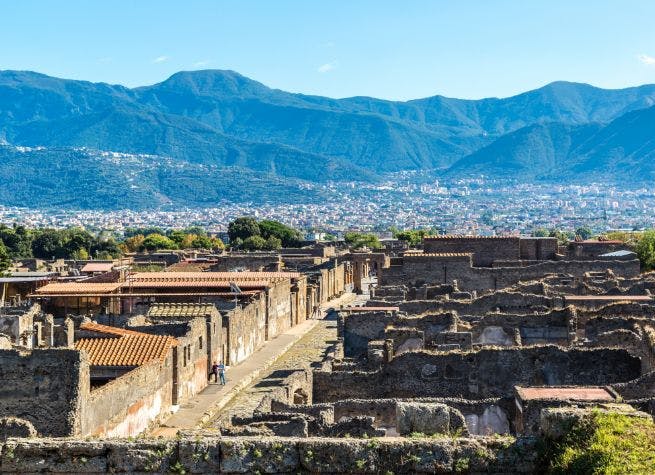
left=150, top=287, right=368, bottom=437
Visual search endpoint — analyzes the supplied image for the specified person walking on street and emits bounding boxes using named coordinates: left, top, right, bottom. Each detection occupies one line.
left=218, top=361, right=226, bottom=385
left=210, top=361, right=219, bottom=383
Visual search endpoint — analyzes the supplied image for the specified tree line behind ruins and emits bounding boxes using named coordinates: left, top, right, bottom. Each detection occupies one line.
left=3, top=220, right=655, bottom=275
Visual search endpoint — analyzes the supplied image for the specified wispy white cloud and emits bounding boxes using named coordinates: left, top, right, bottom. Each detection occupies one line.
left=317, top=60, right=338, bottom=73
left=152, top=55, right=170, bottom=64
left=193, top=59, right=213, bottom=68
left=638, top=53, right=655, bottom=66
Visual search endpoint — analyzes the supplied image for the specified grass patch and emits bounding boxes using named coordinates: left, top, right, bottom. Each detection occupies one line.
left=544, top=411, right=655, bottom=474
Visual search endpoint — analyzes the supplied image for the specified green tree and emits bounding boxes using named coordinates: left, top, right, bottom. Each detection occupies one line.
left=395, top=229, right=427, bottom=247
left=344, top=232, right=383, bottom=250
left=228, top=217, right=260, bottom=243
left=141, top=233, right=178, bottom=251
left=31, top=229, right=66, bottom=259
left=167, top=230, right=188, bottom=248
left=532, top=228, right=550, bottom=237
left=263, top=235, right=282, bottom=251
left=549, top=229, right=575, bottom=245
left=575, top=226, right=593, bottom=240
left=635, top=230, right=655, bottom=271
left=241, top=235, right=267, bottom=251
left=0, top=225, right=33, bottom=258
left=259, top=220, right=303, bottom=247
left=124, top=227, right=164, bottom=238
left=189, top=235, right=213, bottom=249
left=91, top=238, right=122, bottom=258
left=0, top=240, right=10, bottom=275
left=62, top=228, right=94, bottom=257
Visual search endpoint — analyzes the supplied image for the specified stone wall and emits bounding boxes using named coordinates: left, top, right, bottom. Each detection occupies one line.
left=266, top=280, right=293, bottom=339
left=0, top=435, right=539, bottom=473
left=81, top=356, right=174, bottom=437
left=210, top=254, right=281, bottom=272
left=381, top=256, right=641, bottom=292
left=314, top=347, right=641, bottom=402
left=423, top=237, right=521, bottom=266
left=224, top=297, right=267, bottom=365
left=341, top=311, right=457, bottom=357
left=0, top=349, right=87, bottom=437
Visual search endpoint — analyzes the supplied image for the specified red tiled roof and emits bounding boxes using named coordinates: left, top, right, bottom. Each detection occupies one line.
left=81, top=262, right=115, bottom=273
left=129, top=271, right=300, bottom=280
left=122, top=280, right=269, bottom=289
left=35, top=282, right=121, bottom=294
left=424, top=235, right=518, bottom=240
left=341, top=306, right=400, bottom=312
left=516, top=386, right=615, bottom=402
left=75, top=322, right=177, bottom=367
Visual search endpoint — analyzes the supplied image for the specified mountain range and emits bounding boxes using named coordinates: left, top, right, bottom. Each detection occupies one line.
left=1, top=69, right=655, bottom=209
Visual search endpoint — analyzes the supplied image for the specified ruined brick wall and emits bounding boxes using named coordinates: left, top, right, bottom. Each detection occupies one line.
left=81, top=355, right=174, bottom=438
left=314, top=347, right=641, bottom=402
left=0, top=349, right=88, bottom=437
left=423, top=237, right=520, bottom=266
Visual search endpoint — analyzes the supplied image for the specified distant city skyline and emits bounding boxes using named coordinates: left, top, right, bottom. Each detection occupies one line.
left=2, top=0, right=655, bottom=100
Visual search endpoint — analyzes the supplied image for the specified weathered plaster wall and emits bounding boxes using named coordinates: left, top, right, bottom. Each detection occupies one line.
left=81, top=356, right=174, bottom=438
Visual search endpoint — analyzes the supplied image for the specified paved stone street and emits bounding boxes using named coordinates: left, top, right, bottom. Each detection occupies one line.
left=210, top=315, right=339, bottom=427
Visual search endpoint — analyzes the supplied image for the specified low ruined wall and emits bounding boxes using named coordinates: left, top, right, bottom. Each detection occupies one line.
left=465, top=309, right=571, bottom=346
left=314, top=347, right=641, bottom=402
left=382, top=257, right=640, bottom=292
left=342, top=311, right=457, bottom=357
left=0, top=435, right=539, bottom=473
left=210, top=254, right=281, bottom=272
left=81, top=356, right=174, bottom=438
left=0, top=349, right=87, bottom=437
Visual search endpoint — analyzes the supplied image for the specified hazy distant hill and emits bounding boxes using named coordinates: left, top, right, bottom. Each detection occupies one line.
left=2, top=69, right=655, bottom=208
left=446, top=104, right=655, bottom=183
left=0, top=145, right=326, bottom=209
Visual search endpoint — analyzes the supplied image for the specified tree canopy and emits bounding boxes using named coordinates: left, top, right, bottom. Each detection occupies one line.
left=394, top=229, right=428, bottom=247
left=635, top=230, right=655, bottom=271
left=227, top=217, right=301, bottom=250
left=344, top=232, right=383, bottom=250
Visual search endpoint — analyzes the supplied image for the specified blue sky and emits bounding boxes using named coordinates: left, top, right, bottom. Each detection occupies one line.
left=3, top=0, right=655, bottom=100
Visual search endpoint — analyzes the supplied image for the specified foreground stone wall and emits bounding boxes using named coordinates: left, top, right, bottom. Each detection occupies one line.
left=0, top=435, right=539, bottom=473
left=0, top=349, right=87, bottom=437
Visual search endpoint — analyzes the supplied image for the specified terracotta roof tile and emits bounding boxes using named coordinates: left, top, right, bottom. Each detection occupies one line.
left=35, top=282, right=121, bottom=294
left=75, top=322, right=177, bottom=367
left=424, top=235, right=518, bottom=240
left=80, top=262, right=115, bottom=273
left=148, top=303, right=218, bottom=318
